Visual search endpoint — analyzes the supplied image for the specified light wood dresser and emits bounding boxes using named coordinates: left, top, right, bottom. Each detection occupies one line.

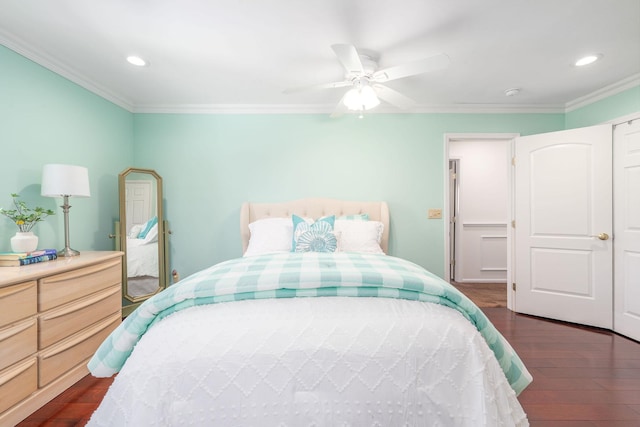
left=0, top=251, right=123, bottom=426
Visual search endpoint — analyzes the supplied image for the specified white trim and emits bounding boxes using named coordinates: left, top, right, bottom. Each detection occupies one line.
left=133, top=103, right=565, bottom=114
left=133, top=104, right=338, bottom=114
left=507, top=139, right=516, bottom=311
left=0, top=30, right=134, bottom=112
left=413, top=104, right=564, bottom=114
left=443, top=137, right=453, bottom=283
left=565, top=73, right=640, bottom=112
left=603, top=112, right=640, bottom=126
left=446, top=133, right=520, bottom=142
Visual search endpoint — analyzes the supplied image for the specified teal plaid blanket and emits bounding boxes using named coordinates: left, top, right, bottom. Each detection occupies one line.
left=88, top=252, right=532, bottom=395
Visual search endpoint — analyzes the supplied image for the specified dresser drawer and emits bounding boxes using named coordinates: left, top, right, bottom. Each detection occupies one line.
left=39, top=312, right=120, bottom=387
left=0, top=356, right=37, bottom=414
left=0, top=317, right=37, bottom=372
left=0, top=281, right=37, bottom=328
left=39, top=258, right=121, bottom=311
left=39, top=286, right=121, bottom=349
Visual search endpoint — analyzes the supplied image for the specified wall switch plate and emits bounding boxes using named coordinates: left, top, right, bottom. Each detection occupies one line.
left=428, top=208, right=442, bottom=219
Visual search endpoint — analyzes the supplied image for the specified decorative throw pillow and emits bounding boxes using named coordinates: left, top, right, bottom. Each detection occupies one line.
left=140, top=223, right=159, bottom=244
left=138, top=216, right=158, bottom=239
left=292, top=214, right=337, bottom=253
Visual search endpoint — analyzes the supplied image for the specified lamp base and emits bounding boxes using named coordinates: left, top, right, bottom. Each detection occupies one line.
left=58, top=247, right=80, bottom=257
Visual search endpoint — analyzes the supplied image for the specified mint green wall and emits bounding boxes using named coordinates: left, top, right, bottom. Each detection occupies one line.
left=133, top=113, right=564, bottom=277
left=565, top=86, right=640, bottom=128
left=0, top=45, right=133, bottom=253
left=3, top=44, right=637, bottom=280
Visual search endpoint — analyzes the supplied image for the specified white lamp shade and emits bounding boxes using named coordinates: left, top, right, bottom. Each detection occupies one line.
left=41, top=164, right=91, bottom=197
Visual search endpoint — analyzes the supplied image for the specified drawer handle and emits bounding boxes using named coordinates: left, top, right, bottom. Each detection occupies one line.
left=0, top=318, right=35, bottom=341
left=40, top=313, right=119, bottom=360
left=42, top=259, right=121, bottom=285
left=40, top=331, right=88, bottom=359
left=0, top=358, right=36, bottom=387
left=40, top=287, right=119, bottom=321
left=0, top=281, right=36, bottom=299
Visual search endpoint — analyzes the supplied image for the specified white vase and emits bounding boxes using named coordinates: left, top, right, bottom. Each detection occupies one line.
left=10, top=231, right=39, bottom=253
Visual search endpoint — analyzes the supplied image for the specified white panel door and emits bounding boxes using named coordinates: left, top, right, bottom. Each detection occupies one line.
left=515, top=124, right=613, bottom=328
left=125, top=180, right=152, bottom=233
left=614, top=118, right=640, bottom=341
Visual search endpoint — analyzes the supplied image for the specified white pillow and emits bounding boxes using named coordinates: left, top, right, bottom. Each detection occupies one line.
left=334, top=220, right=385, bottom=254
left=141, top=223, right=158, bottom=244
left=244, top=218, right=294, bottom=256
left=128, top=224, right=143, bottom=239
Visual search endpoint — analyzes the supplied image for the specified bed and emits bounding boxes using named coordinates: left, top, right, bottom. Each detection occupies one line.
left=125, top=221, right=160, bottom=296
left=87, top=198, right=531, bottom=426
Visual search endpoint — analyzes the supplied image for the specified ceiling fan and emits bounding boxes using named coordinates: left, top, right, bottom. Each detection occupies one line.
left=284, top=44, right=450, bottom=117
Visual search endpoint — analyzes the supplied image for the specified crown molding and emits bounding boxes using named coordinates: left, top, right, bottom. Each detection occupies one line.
left=132, top=104, right=337, bottom=114
left=0, top=30, right=134, bottom=112
left=410, top=104, right=564, bottom=114
left=133, top=103, right=565, bottom=115
left=564, top=73, right=640, bottom=112
left=603, top=111, right=640, bottom=126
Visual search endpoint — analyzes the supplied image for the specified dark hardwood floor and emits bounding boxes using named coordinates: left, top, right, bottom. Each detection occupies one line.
left=17, top=284, right=640, bottom=426
left=451, top=281, right=507, bottom=307
left=486, top=307, right=640, bottom=426
left=16, top=375, right=114, bottom=426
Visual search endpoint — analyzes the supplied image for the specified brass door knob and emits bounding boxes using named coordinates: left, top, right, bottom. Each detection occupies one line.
left=593, top=233, right=609, bottom=241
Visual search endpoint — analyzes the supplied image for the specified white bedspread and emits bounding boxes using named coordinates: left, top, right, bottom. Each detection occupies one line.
left=88, top=297, right=528, bottom=426
left=126, top=238, right=158, bottom=277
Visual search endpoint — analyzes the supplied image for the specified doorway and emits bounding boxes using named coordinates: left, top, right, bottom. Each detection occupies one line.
left=444, top=134, right=517, bottom=285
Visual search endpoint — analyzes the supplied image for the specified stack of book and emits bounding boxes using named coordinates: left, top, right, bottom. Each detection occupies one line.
left=0, top=249, right=58, bottom=267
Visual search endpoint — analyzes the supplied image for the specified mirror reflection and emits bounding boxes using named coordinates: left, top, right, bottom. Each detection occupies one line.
left=118, top=167, right=167, bottom=315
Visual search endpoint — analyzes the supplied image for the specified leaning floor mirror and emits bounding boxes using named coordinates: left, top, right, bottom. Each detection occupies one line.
left=114, top=167, right=169, bottom=317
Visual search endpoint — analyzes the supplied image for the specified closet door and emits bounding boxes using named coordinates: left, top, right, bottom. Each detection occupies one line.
left=614, top=118, right=640, bottom=341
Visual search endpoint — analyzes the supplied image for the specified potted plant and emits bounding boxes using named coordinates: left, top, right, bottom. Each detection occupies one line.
left=0, top=193, right=55, bottom=252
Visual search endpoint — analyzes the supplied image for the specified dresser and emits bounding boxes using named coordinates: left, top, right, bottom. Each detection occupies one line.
left=0, top=251, right=123, bottom=426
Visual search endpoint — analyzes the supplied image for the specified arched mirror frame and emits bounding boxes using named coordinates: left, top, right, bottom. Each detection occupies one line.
left=117, top=167, right=168, bottom=317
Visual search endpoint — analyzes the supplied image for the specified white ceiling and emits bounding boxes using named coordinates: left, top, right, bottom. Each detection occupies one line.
left=1, top=0, right=639, bottom=114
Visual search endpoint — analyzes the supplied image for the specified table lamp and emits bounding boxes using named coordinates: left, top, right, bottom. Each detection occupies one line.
left=41, top=164, right=91, bottom=257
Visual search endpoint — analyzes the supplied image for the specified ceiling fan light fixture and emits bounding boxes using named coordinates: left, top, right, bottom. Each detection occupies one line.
left=286, top=44, right=447, bottom=116
left=343, top=85, right=380, bottom=111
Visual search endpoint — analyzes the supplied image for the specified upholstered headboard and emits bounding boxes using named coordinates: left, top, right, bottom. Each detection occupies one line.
left=240, top=198, right=390, bottom=254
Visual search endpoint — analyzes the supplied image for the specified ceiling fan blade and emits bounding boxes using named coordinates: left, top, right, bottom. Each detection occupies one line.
left=373, top=53, right=450, bottom=82
left=330, top=93, right=350, bottom=118
left=373, top=84, right=416, bottom=110
left=331, top=44, right=364, bottom=74
left=283, top=80, right=351, bottom=94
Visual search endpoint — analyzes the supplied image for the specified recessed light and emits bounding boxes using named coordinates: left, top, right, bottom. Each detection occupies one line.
left=575, top=54, right=602, bottom=67
left=504, top=88, right=521, bottom=97
left=126, top=56, right=147, bottom=67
